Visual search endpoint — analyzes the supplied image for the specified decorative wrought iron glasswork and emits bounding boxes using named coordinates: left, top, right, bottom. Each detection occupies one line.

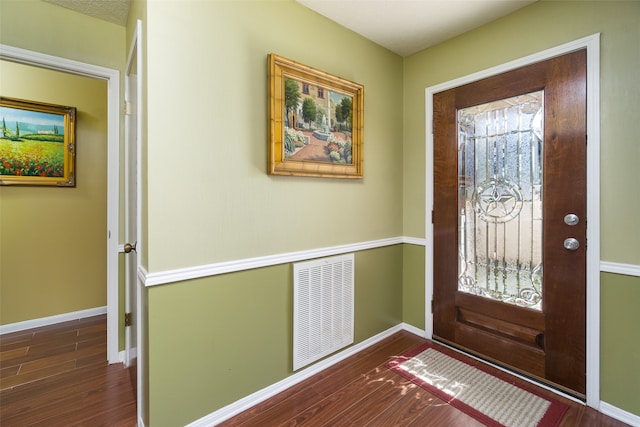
left=458, top=91, right=544, bottom=310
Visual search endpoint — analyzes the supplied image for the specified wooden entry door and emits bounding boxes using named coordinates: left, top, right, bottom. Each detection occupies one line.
left=432, top=50, right=587, bottom=397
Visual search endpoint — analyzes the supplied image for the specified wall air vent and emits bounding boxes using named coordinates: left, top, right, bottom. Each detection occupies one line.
left=293, top=253, right=354, bottom=371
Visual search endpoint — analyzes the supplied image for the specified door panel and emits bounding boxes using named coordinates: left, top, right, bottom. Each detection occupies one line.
left=433, top=50, right=587, bottom=396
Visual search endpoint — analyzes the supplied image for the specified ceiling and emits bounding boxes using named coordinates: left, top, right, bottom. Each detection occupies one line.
left=42, top=0, right=537, bottom=57
left=43, top=0, right=131, bottom=27
left=297, top=0, right=537, bottom=56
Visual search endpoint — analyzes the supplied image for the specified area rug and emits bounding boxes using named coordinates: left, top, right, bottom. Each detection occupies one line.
left=385, top=342, right=569, bottom=427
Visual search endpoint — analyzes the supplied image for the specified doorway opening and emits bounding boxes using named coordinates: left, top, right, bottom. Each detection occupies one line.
left=0, top=44, right=120, bottom=363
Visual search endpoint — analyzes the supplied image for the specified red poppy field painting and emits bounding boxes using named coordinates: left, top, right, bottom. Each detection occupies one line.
left=0, top=97, right=76, bottom=186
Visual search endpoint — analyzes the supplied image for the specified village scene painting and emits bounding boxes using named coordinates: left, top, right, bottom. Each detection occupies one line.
left=0, top=98, right=75, bottom=185
left=283, top=77, right=353, bottom=165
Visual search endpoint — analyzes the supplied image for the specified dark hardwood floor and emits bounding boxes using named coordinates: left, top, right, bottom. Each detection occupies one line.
left=218, top=331, right=630, bottom=427
left=0, top=320, right=630, bottom=427
left=0, top=314, right=136, bottom=427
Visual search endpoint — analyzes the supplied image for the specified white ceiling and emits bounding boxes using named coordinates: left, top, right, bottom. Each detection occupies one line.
left=41, top=0, right=537, bottom=57
left=296, top=0, right=537, bottom=56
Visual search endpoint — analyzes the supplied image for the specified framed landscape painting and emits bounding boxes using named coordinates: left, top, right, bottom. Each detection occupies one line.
left=268, top=54, right=364, bottom=178
left=0, top=97, right=76, bottom=186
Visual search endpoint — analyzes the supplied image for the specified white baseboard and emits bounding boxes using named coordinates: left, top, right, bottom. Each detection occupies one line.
left=185, top=323, right=420, bottom=427
left=401, top=322, right=426, bottom=337
left=600, top=401, right=640, bottom=426
left=0, top=306, right=107, bottom=335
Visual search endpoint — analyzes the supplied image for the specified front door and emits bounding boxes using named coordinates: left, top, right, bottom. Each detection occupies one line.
left=432, top=50, right=587, bottom=397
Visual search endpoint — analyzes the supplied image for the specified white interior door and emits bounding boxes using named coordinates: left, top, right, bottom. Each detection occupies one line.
left=124, top=32, right=140, bottom=371
left=124, top=21, right=143, bottom=423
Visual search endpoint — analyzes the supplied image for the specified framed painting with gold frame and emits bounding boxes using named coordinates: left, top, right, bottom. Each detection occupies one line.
left=268, top=54, right=364, bottom=178
left=0, top=96, right=76, bottom=186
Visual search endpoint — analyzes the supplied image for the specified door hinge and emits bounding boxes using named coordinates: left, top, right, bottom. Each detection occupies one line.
left=124, top=101, right=133, bottom=116
left=124, top=312, right=132, bottom=327
left=431, top=300, right=435, bottom=313
left=431, top=210, right=435, bottom=224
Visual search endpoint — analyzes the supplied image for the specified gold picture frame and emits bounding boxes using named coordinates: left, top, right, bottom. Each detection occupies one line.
left=268, top=54, right=364, bottom=178
left=0, top=97, right=76, bottom=186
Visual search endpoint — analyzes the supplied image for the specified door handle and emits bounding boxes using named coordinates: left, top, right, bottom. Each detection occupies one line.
left=563, top=238, right=579, bottom=251
left=564, top=213, right=579, bottom=226
left=124, top=242, right=137, bottom=253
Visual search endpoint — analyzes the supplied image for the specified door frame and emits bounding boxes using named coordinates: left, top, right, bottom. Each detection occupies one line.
left=425, top=34, right=600, bottom=407
left=0, top=44, right=121, bottom=364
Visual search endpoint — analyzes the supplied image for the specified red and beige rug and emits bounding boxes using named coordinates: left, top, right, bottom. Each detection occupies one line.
left=386, top=342, right=569, bottom=427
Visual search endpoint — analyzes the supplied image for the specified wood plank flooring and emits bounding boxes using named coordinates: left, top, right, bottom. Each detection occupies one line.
left=218, top=331, right=630, bottom=427
left=0, top=314, right=136, bottom=427
left=1, top=320, right=631, bottom=426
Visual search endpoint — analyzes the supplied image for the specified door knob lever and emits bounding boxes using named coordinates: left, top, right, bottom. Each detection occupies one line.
left=564, top=213, right=579, bottom=226
left=124, top=242, right=137, bottom=253
left=563, top=238, right=579, bottom=251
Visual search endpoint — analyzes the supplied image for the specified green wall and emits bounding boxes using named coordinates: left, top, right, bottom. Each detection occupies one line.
left=144, top=0, right=404, bottom=272
left=0, top=0, right=126, bottom=326
left=148, top=245, right=403, bottom=426
left=601, top=273, right=640, bottom=415
left=0, top=61, right=109, bottom=324
left=402, top=244, right=425, bottom=329
left=401, top=0, right=640, bottom=416
left=0, top=0, right=125, bottom=72
left=140, top=3, right=405, bottom=422
left=402, top=0, right=640, bottom=262
left=2, top=0, right=638, bottom=424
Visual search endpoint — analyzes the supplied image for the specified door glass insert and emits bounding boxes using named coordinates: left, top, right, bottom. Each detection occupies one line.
left=457, top=91, right=543, bottom=310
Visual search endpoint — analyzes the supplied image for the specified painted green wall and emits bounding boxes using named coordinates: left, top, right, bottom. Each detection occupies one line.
left=148, top=245, right=403, bottom=426
left=144, top=0, right=404, bottom=272
left=402, top=0, right=640, bottom=261
left=0, top=0, right=126, bottom=325
left=401, top=0, right=640, bottom=416
left=142, top=3, right=404, bottom=423
left=0, top=61, right=109, bottom=324
left=402, top=244, right=425, bottom=329
left=2, top=0, right=638, bottom=424
left=0, top=0, right=125, bottom=72
left=601, top=273, right=640, bottom=415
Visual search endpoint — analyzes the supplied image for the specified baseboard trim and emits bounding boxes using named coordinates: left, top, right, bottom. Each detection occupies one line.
left=599, top=401, right=640, bottom=426
left=400, top=322, right=426, bottom=337
left=0, top=306, right=107, bottom=335
left=185, top=323, right=419, bottom=427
